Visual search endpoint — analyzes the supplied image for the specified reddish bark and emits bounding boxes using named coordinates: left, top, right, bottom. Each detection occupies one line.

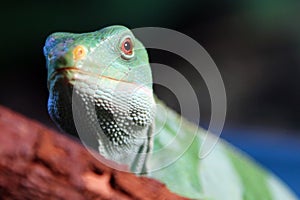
left=0, top=105, right=188, bottom=200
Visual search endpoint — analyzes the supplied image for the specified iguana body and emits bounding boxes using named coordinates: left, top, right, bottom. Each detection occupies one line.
left=44, top=25, right=298, bottom=199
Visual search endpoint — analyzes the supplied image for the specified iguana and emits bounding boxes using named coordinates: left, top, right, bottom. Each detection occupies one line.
left=44, top=25, right=298, bottom=199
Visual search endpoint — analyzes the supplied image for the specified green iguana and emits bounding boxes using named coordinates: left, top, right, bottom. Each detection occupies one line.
left=43, top=25, right=298, bottom=199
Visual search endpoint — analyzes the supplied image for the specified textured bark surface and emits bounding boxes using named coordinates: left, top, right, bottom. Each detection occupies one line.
left=0, top=105, right=188, bottom=200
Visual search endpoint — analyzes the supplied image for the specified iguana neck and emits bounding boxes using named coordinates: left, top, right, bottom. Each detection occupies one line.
left=48, top=70, right=155, bottom=173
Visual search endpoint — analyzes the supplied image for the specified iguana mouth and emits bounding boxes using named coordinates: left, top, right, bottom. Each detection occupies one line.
left=48, top=66, right=153, bottom=98
left=50, top=66, right=133, bottom=84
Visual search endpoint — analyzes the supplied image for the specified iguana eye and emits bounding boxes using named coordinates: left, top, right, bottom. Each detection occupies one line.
left=120, top=37, right=134, bottom=59
left=73, top=45, right=86, bottom=60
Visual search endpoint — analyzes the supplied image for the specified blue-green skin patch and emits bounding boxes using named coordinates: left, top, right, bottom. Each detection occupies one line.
left=44, top=25, right=298, bottom=200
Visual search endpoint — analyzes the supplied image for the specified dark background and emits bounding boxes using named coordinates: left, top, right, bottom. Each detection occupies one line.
left=1, top=0, right=299, bottom=196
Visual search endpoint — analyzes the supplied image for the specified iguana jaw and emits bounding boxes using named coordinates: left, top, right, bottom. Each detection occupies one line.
left=48, top=66, right=154, bottom=102
left=48, top=66, right=134, bottom=85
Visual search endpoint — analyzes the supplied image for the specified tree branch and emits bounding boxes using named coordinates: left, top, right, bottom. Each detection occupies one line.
left=0, top=105, right=188, bottom=200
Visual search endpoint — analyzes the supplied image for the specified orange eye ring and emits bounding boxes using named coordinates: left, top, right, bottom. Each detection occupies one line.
left=73, top=45, right=86, bottom=60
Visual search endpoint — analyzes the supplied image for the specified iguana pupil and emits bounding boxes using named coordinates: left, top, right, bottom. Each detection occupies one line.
left=124, top=41, right=131, bottom=51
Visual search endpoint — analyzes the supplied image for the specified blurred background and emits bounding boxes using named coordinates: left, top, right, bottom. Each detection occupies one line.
left=0, top=0, right=299, bottom=196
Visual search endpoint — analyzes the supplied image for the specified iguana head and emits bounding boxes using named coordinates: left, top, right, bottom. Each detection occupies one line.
left=44, top=25, right=153, bottom=88
left=44, top=25, right=155, bottom=172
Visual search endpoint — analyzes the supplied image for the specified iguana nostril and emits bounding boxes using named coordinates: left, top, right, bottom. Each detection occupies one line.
left=56, top=56, right=67, bottom=65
